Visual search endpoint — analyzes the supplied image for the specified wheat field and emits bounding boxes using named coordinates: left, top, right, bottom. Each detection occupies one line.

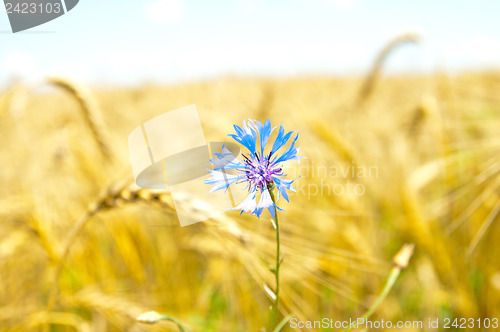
left=0, top=58, right=500, bottom=331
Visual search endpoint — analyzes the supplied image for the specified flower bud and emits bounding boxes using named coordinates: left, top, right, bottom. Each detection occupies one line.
left=137, top=311, right=164, bottom=324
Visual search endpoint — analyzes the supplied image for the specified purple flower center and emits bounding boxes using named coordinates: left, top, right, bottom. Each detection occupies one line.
left=239, top=152, right=283, bottom=190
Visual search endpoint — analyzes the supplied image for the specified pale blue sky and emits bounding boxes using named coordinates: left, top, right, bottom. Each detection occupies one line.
left=1, top=0, right=499, bottom=86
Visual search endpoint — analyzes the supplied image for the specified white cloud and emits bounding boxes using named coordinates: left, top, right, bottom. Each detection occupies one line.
left=236, top=0, right=259, bottom=14
left=394, top=25, right=425, bottom=37
left=47, top=61, right=98, bottom=83
left=3, top=52, right=38, bottom=78
left=329, top=0, right=357, bottom=9
left=443, top=35, right=500, bottom=68
left=146, top=0, right=184, bottom=23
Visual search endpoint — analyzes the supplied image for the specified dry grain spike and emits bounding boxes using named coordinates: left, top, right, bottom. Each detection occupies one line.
left=0, top=83, right=30, bottom=119
left=311, top=119, right=359, bottom=164
left=357, top=33, right=420, bottom=104
left=256, top=82, right=275, bottom=119
left=44, top=181, right=176, bottom=332
left=47, top=77, right=111, bottom=160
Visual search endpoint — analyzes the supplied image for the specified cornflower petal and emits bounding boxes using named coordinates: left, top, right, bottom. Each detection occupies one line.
left=228, top=133, right=256, bottom=154
left=271, top=124, right=294, bottom=155
left=230, top=120, right=258, bottom=154
left=274, top=177, right=297, bottom=203
left=272, top=133, right=303, bottom=164
left=206, top=119, right=301, bottom=218
left=212, top=159, right=245, bottom=171
left=210, top=145, right=239, bottom=168
left=258, top=188, right=273, bottom=208
left=231, top=190, right=257, bottom=214
left=204, top=171, right=244, bottom=193
left=255, top=119, right=274, bottom=157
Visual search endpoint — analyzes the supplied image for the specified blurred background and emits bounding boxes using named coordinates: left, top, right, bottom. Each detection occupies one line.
left=1, top=0, right=500, bottom=331
left=1, top=0, right=500, bottom=85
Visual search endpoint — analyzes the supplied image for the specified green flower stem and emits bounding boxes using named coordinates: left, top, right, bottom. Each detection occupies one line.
left=341, top=266, right=403, bottom=332
left=362, top=267, right=400, bottom=319
left=342, top=243, right=414, bottom=332
left=159, top=315, right=189, bottom=332
left=273, top=315, right=294, bottom=332
left=267, top=182, right=282, bottom=331
left=137, top=311, right=191, bottom=332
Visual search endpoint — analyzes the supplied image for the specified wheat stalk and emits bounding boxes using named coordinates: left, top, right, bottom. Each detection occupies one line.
left=1, top=78, right=111, bottom=160
left=357, top=33, right=420, bottom=104
left=44, top=180, right=176, bottom=332
left=47, top=77, right=111, bottom=160
left=256, top=83, right=275, bottom=119
left=63, top=287, right=150, bottom=329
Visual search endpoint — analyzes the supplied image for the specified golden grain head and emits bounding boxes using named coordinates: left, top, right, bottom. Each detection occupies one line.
left=0, top=69, right=499, bottom=331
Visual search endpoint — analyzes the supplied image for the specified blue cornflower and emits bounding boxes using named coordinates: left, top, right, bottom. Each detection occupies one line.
left=205, top=119, right=302, bottom=218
